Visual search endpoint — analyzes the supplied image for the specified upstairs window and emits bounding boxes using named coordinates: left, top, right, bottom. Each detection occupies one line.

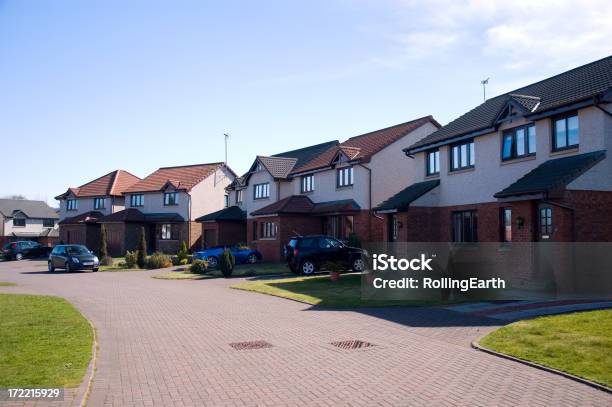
left=553, top=114, right=579, bottom=151
left=94, top=197, right=105, bottom=209
left=301, top=175, right=314, bottom=193
left=452, top=210, right=478, bottom=242
left=43, top=218, right=55, bottom=227
left=337, top=167, right=353, bottom=188
left=67, top=199, right=78, bottom=211
left=130, top=194, right=144, bottom=207
left=426, top=149, right=440, bottom=175
left=254, top=183, right=270, bottom=199
left=502, top=125, right=536, bottom=160
left=450, top=141, right=475, bottom=171
left=236, top=189, right=243, bottom=204
left=13, top=218, right=26, bottom=227
left=224, top=195, right=229, bottom=208
left=164, top=192, right=178, bottom=206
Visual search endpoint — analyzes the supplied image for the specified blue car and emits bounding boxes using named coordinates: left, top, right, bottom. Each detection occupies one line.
left=194, top=246, right=262, bottom=268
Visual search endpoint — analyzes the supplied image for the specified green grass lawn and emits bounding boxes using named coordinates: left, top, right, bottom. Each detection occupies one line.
left=0, top=294, right=93, bottom=387
left=0, top=281, right=16, bottom=286
left=480, top=309, right=612, bottom=387
left=153, top=262, right=290, bottom=280
left=232, top=273, right=433, bottom=308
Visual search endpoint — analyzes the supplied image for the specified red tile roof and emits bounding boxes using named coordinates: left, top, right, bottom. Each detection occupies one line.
left=124, top=163, right=226, bottom=193
left=292, top=116, right=439, bottom=174
left=56, top=170, right=141, bottom=199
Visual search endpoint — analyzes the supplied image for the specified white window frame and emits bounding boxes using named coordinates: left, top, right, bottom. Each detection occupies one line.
left=130, top=194, right=144, bottom=207
left=161, top=224, right=172, bottom=240
left=254, top=183, right=270, bottom=199
left=164, top=192, right=178, bottom=206
left=301, top=175, right=314, bottom=193
left=337, top=167, right=354, bottom=188
left=236, top=189, right=244, bottom=204
left=67, top=199, right=78, bottom=211
left=94, top=197, right=105, bottom=209
left=261, top=222, right=277, bottom=239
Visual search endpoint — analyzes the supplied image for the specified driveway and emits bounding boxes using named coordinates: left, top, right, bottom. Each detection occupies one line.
left=1, top=260, right=610, bottom=406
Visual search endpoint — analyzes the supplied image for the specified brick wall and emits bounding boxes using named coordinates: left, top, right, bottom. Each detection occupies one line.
left=565, top=189, right=612, bottom=241
left=59, top=223, right=100, bottom=249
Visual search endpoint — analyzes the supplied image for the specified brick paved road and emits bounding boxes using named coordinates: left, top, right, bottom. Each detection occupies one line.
left=1, top=260, right=610, bottom=406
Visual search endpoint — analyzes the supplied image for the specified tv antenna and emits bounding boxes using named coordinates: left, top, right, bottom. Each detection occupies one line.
left=481, top=78, right=490, bottom=102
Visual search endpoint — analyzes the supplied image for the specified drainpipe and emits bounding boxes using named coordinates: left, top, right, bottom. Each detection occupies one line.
left=357, top=163, right=383, bottom=243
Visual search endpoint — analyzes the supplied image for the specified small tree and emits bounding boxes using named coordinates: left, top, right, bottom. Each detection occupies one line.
left=98, top=225, right=112, bottom=266
left=219, top=248, right=235, bottom=278
left=137, top=226, right=147, bottom=269
left=177, top=241, right=189, bottom=263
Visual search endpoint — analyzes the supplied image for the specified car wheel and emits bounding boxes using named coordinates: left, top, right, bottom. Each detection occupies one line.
left=48, top=261, right=55, bottom=272
left=300, top=259, right=317, bottom=275
left=93, top=268, right=99, bottom=272
left=65, top=262, right=71, bottom=272
left=207, top=256, right=218, bottom=268
left=351, top=256, right=365, bottom=272
left=246, top=253, right=257, bottom=264
left=15, top=253, right=23, bottom=261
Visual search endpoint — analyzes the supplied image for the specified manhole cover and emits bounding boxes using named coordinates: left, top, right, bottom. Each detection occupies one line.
left=331, top=340, right=376, bottom=350
left=229, top=340, right=273, bottom=350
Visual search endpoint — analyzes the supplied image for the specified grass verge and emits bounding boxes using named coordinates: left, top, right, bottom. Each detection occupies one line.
left=480, top=309, right=612, bottom=387
left=153, top=262, right=290, bottom=280
left=0, top=281, right=16, bottom=286
left=0, top=293, right=93, bottom=387
left=99, top=257, right=140, bottom=272
left=232, top=273, right=432, bottom=308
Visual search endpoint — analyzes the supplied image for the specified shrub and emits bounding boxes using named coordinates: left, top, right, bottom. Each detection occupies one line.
left=145, top=252, right=172, bottom=269
left=189, top=259, right=208, bottom=274
left=347, top=232, right=362, bottom=248
left=137, top=226, right=147, bottom=268
left=219, top=248, right=235, bottom=278
left=179, top=258, right=188, bottom=266
left=177, top=241, right=189, bottom=262
left=125, top=251, right=138, bottom=268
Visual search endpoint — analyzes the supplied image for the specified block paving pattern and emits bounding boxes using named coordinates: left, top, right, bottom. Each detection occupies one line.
left=0, top=260, right=610, bottom=406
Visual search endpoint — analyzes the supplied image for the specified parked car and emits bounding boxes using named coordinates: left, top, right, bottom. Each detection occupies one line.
left=2, top=241, right=52, bottom=261
left=284, top=235, right=367, bottom=275
left=193, top=245, right=262, bottom=268
left=48, top=244, right=100, bottom=272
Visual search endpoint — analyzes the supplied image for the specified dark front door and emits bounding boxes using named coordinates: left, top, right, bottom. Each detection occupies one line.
left=204, top=229, right=217, bottom=248
left=388, top=214, right=398, bottom=242
left=148, top=224, right=156, bottom=253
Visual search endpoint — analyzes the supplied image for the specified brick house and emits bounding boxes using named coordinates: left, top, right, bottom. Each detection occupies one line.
left=0, top=199, right=59, bottom=246
left=100, top=163, right=235, bottom=255
left=226, top=116, right=440, bottom=262
left=376, top=56, right=612, bottom=244
left=56, top=170, right=141, bottom=249
left=197, top=141, right=338, bottom=251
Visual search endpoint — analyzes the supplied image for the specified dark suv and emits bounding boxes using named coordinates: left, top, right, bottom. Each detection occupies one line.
left=284, top=235, right=367, bottom=275
left=2, top=241, right=52, bottom=261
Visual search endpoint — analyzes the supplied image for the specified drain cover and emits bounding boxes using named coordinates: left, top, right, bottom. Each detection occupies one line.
left=229, top=340, right=273, bottom=350
left=331, top=340, right=375, bottom=350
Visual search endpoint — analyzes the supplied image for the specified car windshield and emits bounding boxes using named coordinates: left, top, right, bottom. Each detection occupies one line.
left=65, top=246, right=90, bottom=255
left=288, top=239, right=298, bottom=248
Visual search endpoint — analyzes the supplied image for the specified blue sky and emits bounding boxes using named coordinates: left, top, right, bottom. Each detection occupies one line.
left=1, top=0, right=611, bottom=206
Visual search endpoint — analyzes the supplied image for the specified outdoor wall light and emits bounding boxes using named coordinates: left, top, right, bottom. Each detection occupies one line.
left=516, top=216, right=525, bottom=229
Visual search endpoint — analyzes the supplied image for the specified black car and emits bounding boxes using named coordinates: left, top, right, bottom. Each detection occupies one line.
left=48, top=245, right=100, bottom=272
left=284, top=235, right=367, bottom=275
left=2, top=241, right=52, bottom=261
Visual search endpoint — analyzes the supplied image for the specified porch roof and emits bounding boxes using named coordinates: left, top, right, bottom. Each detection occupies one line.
left=59, top=211, right=104, bottom=225
left=494, top=150, right=606, bottom=198
left=98, top=209, right=184, bottom=223
left=374, top=180, right=440, bottom=212
left=250, top=196, right=361, bottom=217
left=311, top=199, right=361, bottom=215
left=195, top=206, right=246, bottom=222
